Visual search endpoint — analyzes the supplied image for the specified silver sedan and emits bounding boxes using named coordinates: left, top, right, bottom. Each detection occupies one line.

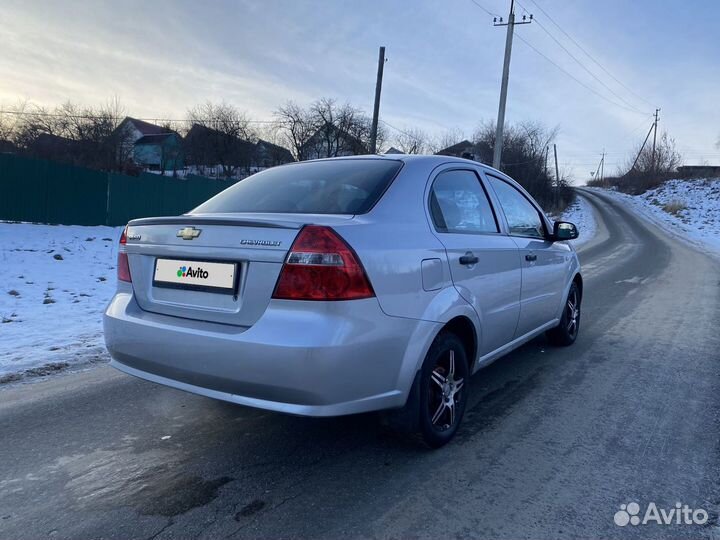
left=104, top=155, right=582, bottom=447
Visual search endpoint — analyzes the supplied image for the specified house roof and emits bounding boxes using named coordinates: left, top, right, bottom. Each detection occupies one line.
left=384, top=147, right=404, bottom=154
left=256, top=139, right=294, bottom=161
left=437, top=140, right=475, bottom=156
left=121, top=117, right=169, bottom=136
left=28, top=133, right=82, bottom=151
left=677, top=165, right=720, bottom=171
left=185, top=124, right=256, bottom=150
left=134, top=133, right=178, bottom=145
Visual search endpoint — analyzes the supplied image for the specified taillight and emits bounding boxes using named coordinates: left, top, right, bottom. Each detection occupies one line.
left=117, top=226, right=132, bottom=283
left=272, top=225, right=374, bottom=300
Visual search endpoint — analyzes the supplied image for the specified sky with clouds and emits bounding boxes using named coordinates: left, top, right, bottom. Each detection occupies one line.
left=1, top=0, right=719, bottom=180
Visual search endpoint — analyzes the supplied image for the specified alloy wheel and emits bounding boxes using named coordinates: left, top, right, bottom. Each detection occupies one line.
left=566, top=288, right=580, bottom=337
left=428, top=349, right=465, bottom=431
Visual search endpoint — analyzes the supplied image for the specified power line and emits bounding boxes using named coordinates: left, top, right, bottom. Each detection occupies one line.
left=467, top=0, right=648, bottom=116
left=525, top=0, right=656, bottom=109
left=469, top=0, right=501, bottom=18
left=0, top=109, right=277, bottom=124
left=516, top=2, right=649, bottom=114
left=379, top=119, right=417, bottom=137
left=512, top=33, right=648, bottom=116
left=619, top=114, right=656, bottom=143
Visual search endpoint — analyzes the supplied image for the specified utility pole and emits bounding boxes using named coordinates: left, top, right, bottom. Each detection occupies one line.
left=369, top=46, right=386, bottom=155
left=544, top=145, right=549, bottom=178
left=593, top=155, right=603, bottom=182
left=600, top=149, right=605, bottom=182
left=492, top=1, right=532, bottom=169
left=552, top=144, right=560, bottom=207
left=651, top=108, right=660, bottom=172
left=629, top=121, right=656, bottom=174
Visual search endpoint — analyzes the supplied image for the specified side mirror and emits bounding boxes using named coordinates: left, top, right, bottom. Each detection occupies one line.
left=553, top=221, right=579, bottom=241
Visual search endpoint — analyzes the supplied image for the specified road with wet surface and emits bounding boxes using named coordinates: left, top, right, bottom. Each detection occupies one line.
left=1, top=189, right=719, bottom=539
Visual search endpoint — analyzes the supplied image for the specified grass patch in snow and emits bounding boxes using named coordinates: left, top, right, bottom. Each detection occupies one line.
left=661, top=200, right=687, bottom=216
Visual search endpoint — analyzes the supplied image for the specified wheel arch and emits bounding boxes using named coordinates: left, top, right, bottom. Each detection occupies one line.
left=439, top=316, right=478, bottom=373
left=572, top=272, right=583, bottom=302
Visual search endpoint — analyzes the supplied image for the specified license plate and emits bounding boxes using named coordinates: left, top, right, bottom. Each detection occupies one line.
left=153, top=258, right=237, bottom=294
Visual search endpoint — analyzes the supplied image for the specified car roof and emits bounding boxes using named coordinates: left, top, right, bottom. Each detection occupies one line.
left=303, top=153, right=503, bottom=174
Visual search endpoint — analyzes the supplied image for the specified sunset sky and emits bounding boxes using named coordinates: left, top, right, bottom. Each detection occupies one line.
left=2, top=0, right=719, bottom=179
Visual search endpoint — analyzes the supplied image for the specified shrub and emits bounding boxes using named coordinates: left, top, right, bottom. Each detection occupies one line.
left=661, top=200, right=687, bottom=216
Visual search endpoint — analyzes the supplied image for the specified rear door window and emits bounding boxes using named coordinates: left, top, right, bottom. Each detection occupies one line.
left=192, top=159, right=403, bottom=215
left=429, top=169, right=499, bottom=234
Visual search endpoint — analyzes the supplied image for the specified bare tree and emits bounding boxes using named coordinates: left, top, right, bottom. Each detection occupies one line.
left=627, top=131, right=682, bottom=175
left=97, top=96, right=129, bottom=171
left=309, top=98, right=370, bottom=157
left=275, top=98, right=378, bottom=160
left=0, top=109, right=18, bottom=149
left=472, top=120, right=558, bottom=165
left=429, top=128, right=466, bottom=154
left=6, top=98, right=128, bottom=170
left=311, top=97, right=346, bottom=157
left=12, top=103, right=59, bottom=150
left=188, top=102, right=256, bottom=142
left=617, top=131, right=682, bottom=193
left=0, top=102, right=22, bottom=143
left=274, top=101, right=315, bottom=161
left=185, top=102, right=257, bottom=178
left=394, top=127, right=430, bottom=154
left=472, top=120, right=569, bottom=212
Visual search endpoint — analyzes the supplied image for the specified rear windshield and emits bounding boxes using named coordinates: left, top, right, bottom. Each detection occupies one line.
left=191, top=159, right=403, bottom=215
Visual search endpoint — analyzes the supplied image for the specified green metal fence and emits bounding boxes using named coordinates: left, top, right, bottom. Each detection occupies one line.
left=0, top=153, right=233, bottom=226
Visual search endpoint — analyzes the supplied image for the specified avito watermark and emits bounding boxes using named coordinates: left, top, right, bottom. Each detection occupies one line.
left=614, top=502, right=708, bottom=527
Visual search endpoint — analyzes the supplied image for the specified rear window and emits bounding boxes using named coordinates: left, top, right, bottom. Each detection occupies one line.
left=191, top=159, right=403, bottom=215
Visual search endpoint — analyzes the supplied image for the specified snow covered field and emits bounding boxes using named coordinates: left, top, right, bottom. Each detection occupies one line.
left=0, top=223, right=122, bottom=382
left=595, top=178, right=720, bottom=259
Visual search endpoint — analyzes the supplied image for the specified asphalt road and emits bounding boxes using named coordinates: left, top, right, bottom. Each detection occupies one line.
left=1, top=190, right=719, bottom=539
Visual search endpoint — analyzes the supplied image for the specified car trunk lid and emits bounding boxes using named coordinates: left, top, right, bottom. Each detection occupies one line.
left=123, top=213, right=353, bottom=327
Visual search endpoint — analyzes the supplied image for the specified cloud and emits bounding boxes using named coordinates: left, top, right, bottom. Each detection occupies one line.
left=1, top=0, right=718, bottom=179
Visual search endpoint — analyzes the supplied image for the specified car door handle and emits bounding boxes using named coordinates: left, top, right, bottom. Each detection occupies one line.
left=459, top=253, right=479, bottom=265
left=525, top=253, right=537, bottom=262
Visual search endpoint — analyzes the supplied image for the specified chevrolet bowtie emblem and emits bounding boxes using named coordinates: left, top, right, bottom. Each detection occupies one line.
left=177, top=227, right=201, bottom=240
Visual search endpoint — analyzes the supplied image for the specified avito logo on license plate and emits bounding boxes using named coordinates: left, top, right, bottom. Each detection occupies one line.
left=154, top=258, right=236, bottom=293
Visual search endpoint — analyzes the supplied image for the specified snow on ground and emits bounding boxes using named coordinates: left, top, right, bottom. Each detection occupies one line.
left=557, top=194, right=597, bottom=248
left=594, top=178, right=720, bottom=258
left=547, top=193, right=597, bottom=248
left=0, top=223, right=122, bottom=382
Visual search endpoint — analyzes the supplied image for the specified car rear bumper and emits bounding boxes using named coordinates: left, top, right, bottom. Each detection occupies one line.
left=103, top=289, right=439, bottom=416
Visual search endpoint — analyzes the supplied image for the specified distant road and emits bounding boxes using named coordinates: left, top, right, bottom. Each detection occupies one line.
left=1, top=189, right=719, bottom=539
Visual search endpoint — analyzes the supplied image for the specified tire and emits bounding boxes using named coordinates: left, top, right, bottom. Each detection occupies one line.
left=546, top=282, right=581, bottom=346
left=417, top=332, right=469, bottom=448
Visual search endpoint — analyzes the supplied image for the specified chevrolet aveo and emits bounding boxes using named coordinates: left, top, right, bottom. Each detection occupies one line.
left=104, top=155, right=582, bottom=447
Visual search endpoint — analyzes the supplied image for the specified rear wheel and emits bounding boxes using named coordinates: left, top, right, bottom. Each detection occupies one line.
left=418, top=332, right=469, bottom=448
left=546, top=282, right=581, bottom=346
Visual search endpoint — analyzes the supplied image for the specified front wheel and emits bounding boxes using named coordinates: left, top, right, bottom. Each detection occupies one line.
left=418, top=332, right=469, bottom=448
left=546, top=282, right=581, bottom=346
